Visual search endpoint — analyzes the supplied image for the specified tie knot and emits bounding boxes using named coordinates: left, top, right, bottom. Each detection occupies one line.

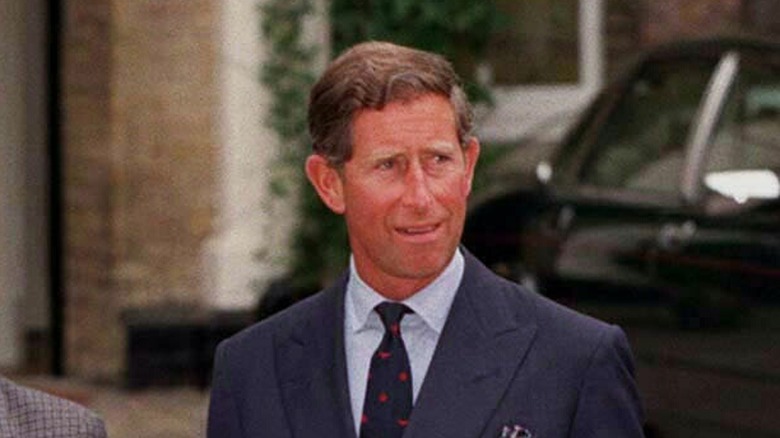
left=374, top=302, right=411, bottom=330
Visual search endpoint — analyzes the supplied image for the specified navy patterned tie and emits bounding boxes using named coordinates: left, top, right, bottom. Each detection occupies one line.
left=360, top=302, right=413, bottom=438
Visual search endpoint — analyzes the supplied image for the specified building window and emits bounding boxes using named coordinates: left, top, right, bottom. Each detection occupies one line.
left=485, top=0, right=579, bottom=85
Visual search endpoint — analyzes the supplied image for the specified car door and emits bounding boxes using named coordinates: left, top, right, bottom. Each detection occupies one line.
left=633, top=46, right=780, bottom=436
left=649, top=48, right=780, bottom=326
left=535, top=52, right=722, bottom=306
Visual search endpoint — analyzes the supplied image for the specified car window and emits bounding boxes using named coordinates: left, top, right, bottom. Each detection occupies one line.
left=703, top=53, right=780, bottom=207
left=578, top=58, right=717, bottom=193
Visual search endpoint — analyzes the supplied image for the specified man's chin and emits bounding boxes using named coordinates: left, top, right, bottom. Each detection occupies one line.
left=389, top=252, right=453, bottom=281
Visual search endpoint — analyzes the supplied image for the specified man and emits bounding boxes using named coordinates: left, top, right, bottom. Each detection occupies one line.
left=208, top=41, right=645, bottom=437
left=0, top=375, right=107, bottom=437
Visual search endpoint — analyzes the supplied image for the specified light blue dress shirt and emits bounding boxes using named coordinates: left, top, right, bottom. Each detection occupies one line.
left=344, top=249, right=464, bottom=434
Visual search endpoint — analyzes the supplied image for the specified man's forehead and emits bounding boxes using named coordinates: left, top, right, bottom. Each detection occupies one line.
left=354, top=93, right=455, bottom=117
left=363, top=140, right=459, bottom=156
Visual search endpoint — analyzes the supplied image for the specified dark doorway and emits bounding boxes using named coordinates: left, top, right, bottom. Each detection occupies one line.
left=47, top=0, right=64, bottom=376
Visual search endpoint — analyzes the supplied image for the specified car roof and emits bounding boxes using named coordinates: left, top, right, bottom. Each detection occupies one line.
left=548, top=36, right=780, bottom=193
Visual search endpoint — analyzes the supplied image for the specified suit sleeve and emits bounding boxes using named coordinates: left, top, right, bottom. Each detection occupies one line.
left=208, top=340, right=244, bottom=438
left=569, top=325, right=645, bottom=438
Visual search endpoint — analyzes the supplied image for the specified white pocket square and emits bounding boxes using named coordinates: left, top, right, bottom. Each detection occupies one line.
left=500, top=424, right=532, bottom=438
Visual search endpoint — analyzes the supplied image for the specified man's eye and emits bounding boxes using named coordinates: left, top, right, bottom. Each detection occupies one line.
left=434, top=154, right=452, bottom=164
left=377, top=159, right=395, bottom=170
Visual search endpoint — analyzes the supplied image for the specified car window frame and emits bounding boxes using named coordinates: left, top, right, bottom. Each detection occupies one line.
left=696, top=49, right=780, bottom=216
left=550, top=49, right=752, bottom=213
left=682, top=51, right=742, bottom=204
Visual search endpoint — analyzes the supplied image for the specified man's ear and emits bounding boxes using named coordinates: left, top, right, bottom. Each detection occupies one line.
left=305, top=154, right=346, bottom=214
left=462, top=137, right=481, bottom=195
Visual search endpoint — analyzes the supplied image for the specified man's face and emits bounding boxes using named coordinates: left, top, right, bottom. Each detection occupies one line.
left=308, top=93, right=479, bottom=299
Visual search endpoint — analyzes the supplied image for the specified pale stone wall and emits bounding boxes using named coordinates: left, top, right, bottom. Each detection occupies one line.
left=20, top=0, right=51, bottom=342
left=204, top=0, right=286, bottom=311
left=1, top=0, right=52, bottom=371
left=0, top=0, right=27, bottom=368
left=206, top=0, right=330, bottom=311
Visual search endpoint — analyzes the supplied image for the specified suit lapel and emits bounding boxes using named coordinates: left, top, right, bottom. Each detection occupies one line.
left=276, top=276, right=358, bottom=438
left=404, top=252, right=539, bottom=438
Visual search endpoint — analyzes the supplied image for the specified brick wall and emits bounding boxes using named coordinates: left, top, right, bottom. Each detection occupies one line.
left=642, top=0, right=743, bottom=46
left=111, top=1, right=216, bottom=309
left=62, top=0, right=117, bottom=380
left=62, top=0, right=217, bottom=381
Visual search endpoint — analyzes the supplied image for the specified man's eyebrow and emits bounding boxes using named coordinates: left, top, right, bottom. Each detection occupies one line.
left=426, top=140, right=459, bottom=152
left=362, top=140, right=458, bottom=160
left=365, top=148, right=402, bottom=160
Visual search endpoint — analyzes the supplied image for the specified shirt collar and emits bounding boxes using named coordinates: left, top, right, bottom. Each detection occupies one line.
left=346, top=249, right=464, bottom=335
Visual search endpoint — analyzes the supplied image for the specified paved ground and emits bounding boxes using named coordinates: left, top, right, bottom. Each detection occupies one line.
left=92, top=387, right=209, bottom=438
left=12, top=375, right=208, bottom=438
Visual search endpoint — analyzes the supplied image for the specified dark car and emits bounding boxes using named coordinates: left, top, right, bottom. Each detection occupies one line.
left=464, top=38, right=780, bottom=436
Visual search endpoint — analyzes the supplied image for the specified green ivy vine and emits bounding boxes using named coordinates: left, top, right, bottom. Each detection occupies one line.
left=259, top=0, right=316, bottom=193
left=259, top=0, right=348, bottom=294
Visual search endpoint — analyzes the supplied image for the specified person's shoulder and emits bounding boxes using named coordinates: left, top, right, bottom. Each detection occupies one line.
left=211, top=284, right=342, bottom=387
left=216, top=281, right=342, bottom=365
left=0, top=376, right=107, bottom=438
left=528, top=288, right=614, bottom=336
left=488, top=274, right=629, bottom=370
left=236, top=286, right=334, bottom=340
left=463, top=251, right=620, bottom=349
left=467, top=251, right=614, bottom=332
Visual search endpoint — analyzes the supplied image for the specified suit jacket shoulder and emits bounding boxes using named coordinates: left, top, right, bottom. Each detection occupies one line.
left=0, top=376, right=107, bottom=438
left=425, top=250, right=645, bottom=437
left=214, top=275, right=346, bottom=387
left=209, top=274, right=354, bottom=438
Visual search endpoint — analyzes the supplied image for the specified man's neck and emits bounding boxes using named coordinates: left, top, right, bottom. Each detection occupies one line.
left=349, top=250, right=461, bottom=301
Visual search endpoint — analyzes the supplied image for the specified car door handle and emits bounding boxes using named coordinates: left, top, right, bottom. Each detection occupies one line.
left=658, top=220, right=697, bottom=250
left=556, top=205, right=575, bottom=231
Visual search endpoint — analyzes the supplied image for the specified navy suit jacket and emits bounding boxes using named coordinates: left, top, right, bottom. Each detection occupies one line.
left=208, top=251, right=644, bottom=437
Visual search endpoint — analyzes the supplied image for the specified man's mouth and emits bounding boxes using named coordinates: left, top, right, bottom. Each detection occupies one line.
left=397, top=224, right=439, bottom=236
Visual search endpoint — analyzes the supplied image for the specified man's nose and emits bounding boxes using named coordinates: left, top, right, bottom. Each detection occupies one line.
left=401, top=163, right=434, bottom=211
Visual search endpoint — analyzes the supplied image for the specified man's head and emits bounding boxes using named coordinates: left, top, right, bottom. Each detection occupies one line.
left=308, top=41, right=474, bottom=167
left=305, top=41, right=480, bottom=299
